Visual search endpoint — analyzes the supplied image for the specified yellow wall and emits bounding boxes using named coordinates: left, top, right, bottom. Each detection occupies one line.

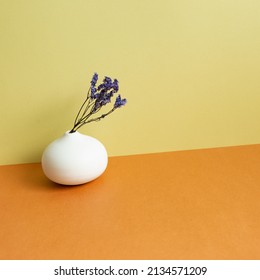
left=1, top=0, right=260, bottom=165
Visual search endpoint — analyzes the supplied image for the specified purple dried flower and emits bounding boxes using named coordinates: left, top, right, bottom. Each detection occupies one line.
left=91, top=72, right=98, bottom=87
left=114, top=94, right=127, bottom=108
left=98, top=78, right=113, bottom=92
left=93, top=100, right=101, bottom=111
left=69, top=73, right=127, bottom=133
left=90, top=86, right=97, bottom=98
left=112, top=79, right=119, bottom=92
left=103, top=76, right=112, bottom=85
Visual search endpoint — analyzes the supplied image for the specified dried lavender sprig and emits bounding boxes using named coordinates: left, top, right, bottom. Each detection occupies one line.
left=69, top=73, right=127, bottom=133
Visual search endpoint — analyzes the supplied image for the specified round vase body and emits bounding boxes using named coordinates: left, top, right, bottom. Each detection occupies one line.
left=41, top=131, right=108, bottom=185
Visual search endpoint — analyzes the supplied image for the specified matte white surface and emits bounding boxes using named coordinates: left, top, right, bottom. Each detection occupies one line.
left=41, top=131, right=108, bottom=185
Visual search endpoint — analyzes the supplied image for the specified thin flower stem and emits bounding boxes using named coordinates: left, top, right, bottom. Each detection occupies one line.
left=77, top=112, right=92, bottom=124
left=82, top=99, right=91, bottom=116
left=71, top=108, right=116, bottom=132
left=70, top=105, right=98, bottom=132
left=74, top=88, right=91, bottom=126
left=84, top=108, right=116, bottom=124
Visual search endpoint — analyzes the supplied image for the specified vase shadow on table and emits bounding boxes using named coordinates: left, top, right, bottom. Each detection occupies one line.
left=25, top=162, right=106, bottom=192
left=24, top=163, right=88, bottom=191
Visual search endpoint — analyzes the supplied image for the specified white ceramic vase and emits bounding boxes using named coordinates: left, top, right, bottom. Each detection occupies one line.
left=41, top=131, right=108, bottom=185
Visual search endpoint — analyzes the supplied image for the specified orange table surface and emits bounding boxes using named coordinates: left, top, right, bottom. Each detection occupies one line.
left=0, top=144, right=260, bottom=260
